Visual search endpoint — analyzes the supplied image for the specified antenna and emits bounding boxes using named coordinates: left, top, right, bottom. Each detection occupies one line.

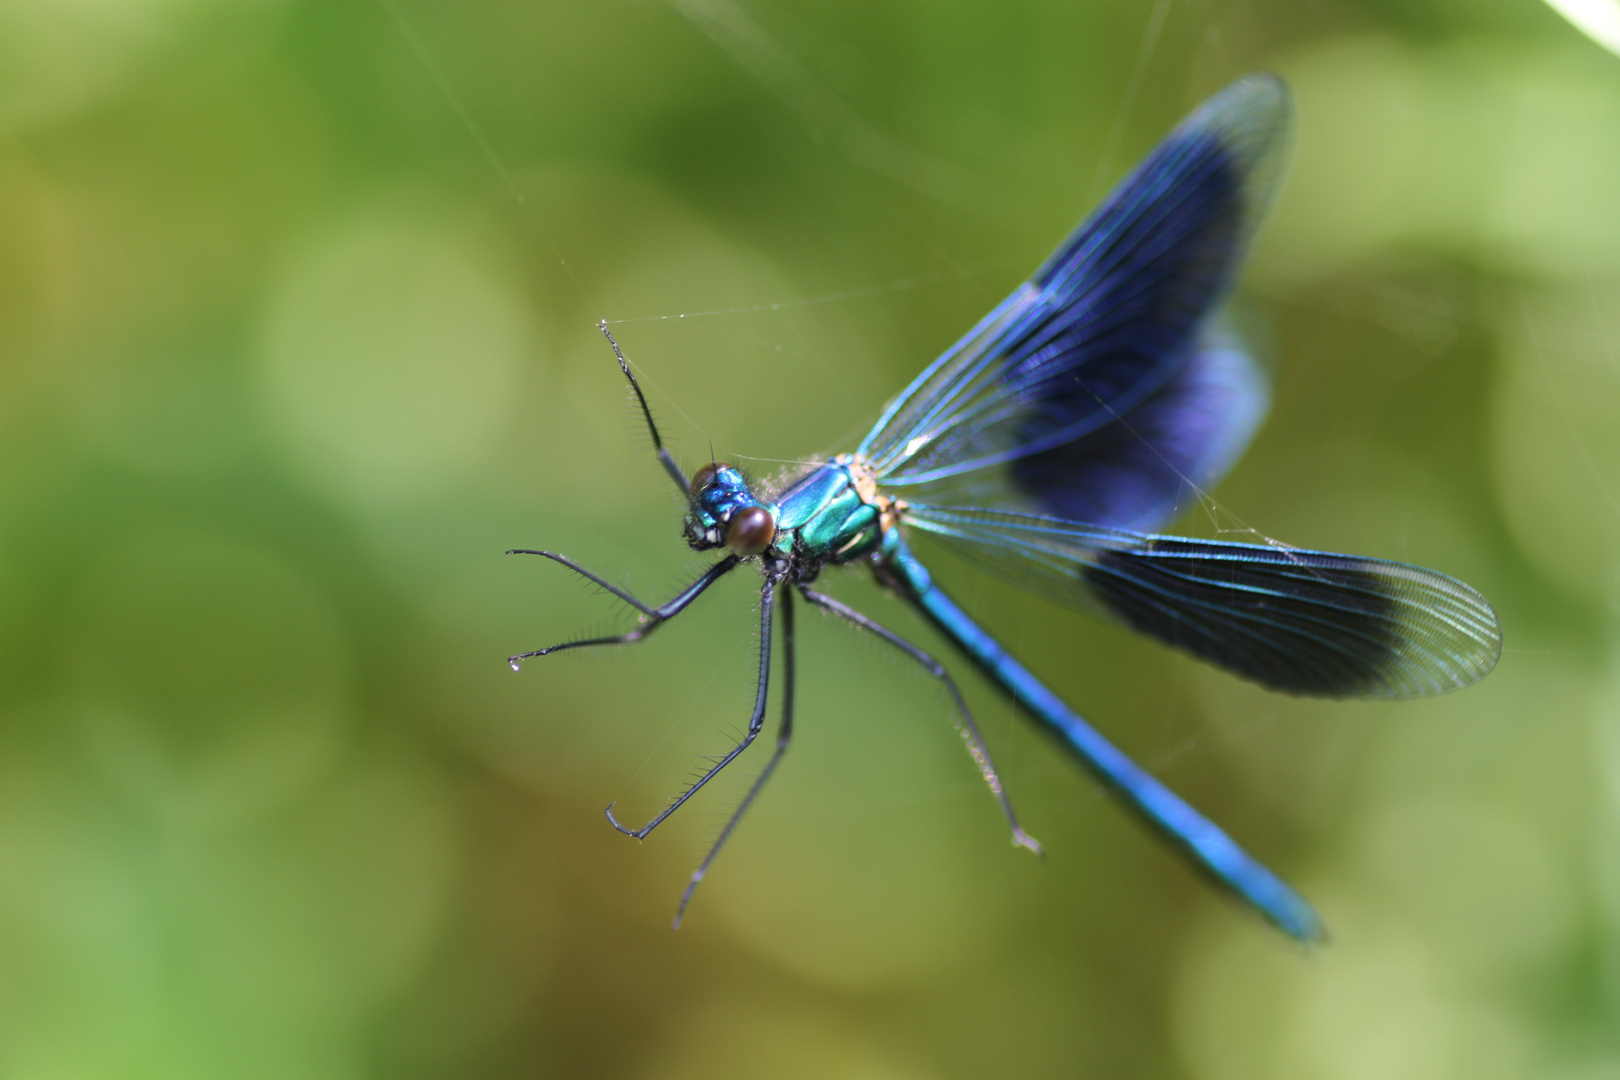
left=599, top=321, right=691, bottom=499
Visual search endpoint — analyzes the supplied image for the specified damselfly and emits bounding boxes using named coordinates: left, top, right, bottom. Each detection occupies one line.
left=509, top=74, right=1501, bottom=941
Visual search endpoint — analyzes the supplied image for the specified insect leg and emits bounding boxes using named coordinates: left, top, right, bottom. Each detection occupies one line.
left=598, top=321, right=691, bottom=500
left=799, top=586, right=1043, bottom=858
left=672, top=586, right=796, bottom=929
left=506, top=552, right=739, bottom=668
left=604, top=575, right=777, bottom=839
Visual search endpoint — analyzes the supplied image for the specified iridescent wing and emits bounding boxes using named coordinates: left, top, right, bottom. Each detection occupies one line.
left=858, top=75, right=1289, bottom=533
left=902, top=505, right=1502, bottom=699
left=914, top=319, right=1269, bottom=533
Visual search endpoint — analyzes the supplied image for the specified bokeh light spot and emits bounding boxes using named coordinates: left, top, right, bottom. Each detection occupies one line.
left=1491, top=284, right=1620, bottom=605
left=62, top=526, right=351, bottom=828
left=259, top=204, right=536, bottom=508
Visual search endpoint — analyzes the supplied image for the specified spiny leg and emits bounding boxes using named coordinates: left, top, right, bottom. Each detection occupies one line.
left=800, top=586, right=1043, bottom=858
left=506, top=551, right=738, bottom=668
left=673, top=586, right=795, bottom=929
left=605, top=575, right=778, bottom=839
left=598, top=321, right=691, bottom=500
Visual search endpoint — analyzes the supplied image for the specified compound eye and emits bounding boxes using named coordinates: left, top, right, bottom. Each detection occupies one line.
left=725, top=505, right=776, bottom=556
left=690, top=461, right=729, bottom=498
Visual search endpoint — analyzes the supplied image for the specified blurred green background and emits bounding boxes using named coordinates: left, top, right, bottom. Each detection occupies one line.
left=1, top=0, right=1618, bottom=1076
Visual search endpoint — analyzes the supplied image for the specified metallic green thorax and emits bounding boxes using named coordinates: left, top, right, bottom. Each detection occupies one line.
left=685, top=457, right=885, bottom=566
left=772, top=462, right=882, bottom=562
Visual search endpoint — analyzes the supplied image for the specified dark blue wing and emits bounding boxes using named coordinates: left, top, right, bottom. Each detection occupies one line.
left=902, top=506, right=1502, bottom=699
left=857, top=75, right=1289, bottom=528
left=1008, top=321, right=1266, bottom=531
left=914, top=319, right=1269, bottom=533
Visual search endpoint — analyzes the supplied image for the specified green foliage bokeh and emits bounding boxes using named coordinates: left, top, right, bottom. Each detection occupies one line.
left=0, top=1, right=1617, bottom=1077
